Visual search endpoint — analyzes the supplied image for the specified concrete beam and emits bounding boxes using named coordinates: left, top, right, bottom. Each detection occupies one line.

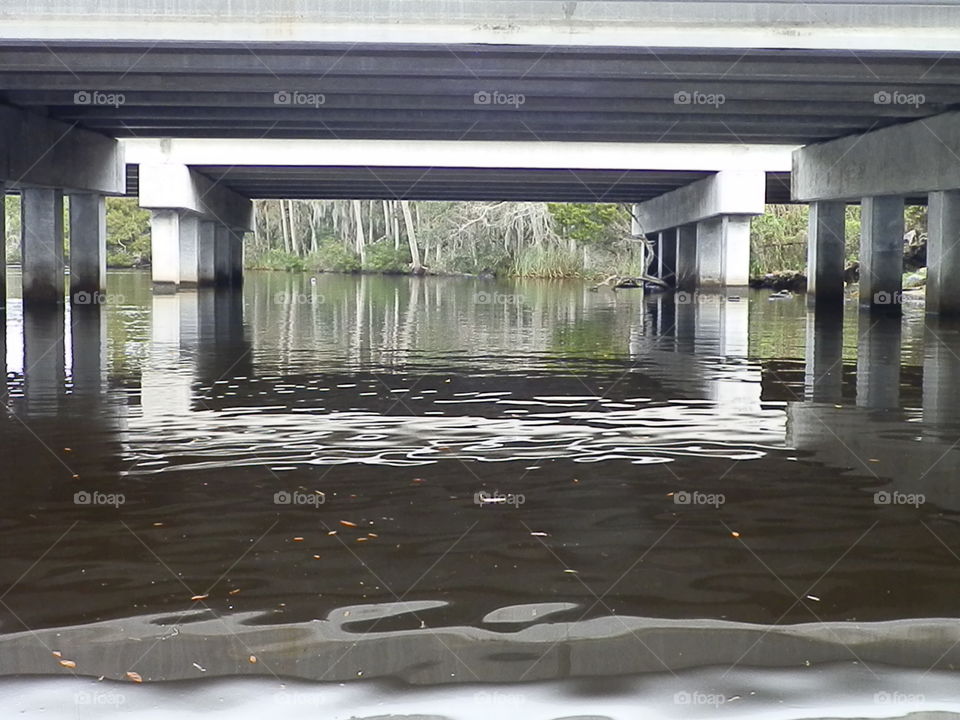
left=793, top=110, right=960, bottom=202
left=3, top=1, right=960, bottom=51
left=0, top=104, right=124, bottom=194
left=634, top=169, right=766, bottom=235
left=139, top=163, right=253, bottom=231
left=124, top=138, right=794, bottom=174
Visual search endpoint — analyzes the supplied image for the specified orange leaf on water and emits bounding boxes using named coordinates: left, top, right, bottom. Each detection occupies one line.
left=126, top=671, right=143, bottom=683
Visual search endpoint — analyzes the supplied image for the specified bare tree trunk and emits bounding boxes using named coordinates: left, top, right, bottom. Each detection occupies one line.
left=401, top=200, right=422, bottom=273
left=392, top=201, right=400, bottom=250
left=288, top=200, right=301, bottom=256
left=352, top=199, right=367, bottom=265
left=280, top=200, right=291, bottom=253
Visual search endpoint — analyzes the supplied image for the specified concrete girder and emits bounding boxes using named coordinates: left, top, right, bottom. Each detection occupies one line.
left=633, top=169, right=766, bottom=235
left=138, top=163, right=253, bottom=230
left=792, top=110, right=960, bottom=202
left=0, top=104, right=124, bottom=194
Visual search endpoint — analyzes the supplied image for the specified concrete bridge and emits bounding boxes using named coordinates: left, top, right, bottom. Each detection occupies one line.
left=1, top=1, right=959, bottom=311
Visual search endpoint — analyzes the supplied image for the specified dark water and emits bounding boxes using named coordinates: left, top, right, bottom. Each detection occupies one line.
left=2, top=270, right=960, bottom=718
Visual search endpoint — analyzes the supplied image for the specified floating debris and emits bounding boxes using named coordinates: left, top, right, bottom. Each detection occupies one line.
left=731, top=531, right=741, bottom=538
left=192, top=662, right=206, bottom=672
left=248, top=655, right=257, bottom=664
left=190, top=594, right=208, bottom=601
left=339, top=520, right=358, bottom=528
left=58, top=659, right=76, bottom=669
left=125, top=671, right=143, bottom=683
left=292, top=537, right=304, bottom=542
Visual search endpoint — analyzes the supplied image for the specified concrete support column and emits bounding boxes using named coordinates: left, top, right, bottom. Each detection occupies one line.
left=178, top=213, right=200, bottom=287
left=859, top=196, right=904, bottom=313
left=214, top=224, right=232, bottom=286
left=676, top=223, right=697, bottom=292
left=659, top=228, right=677, bottom=285
left=696, top=215, right=750, bottom=288
left=21, top=188, right=65, bottom=305
left=198, top=221, right=216, bottom=286
left=230, top=229, right=244, bottom=287
left=23, top=306, right=65, bottom=414
left=68, top=193, right=106, bottom=303
left=926, top=191, right=960, bottom=316
left=806, top=201, right=846, bottom=311
left=150, top=209, right=180, bottom=292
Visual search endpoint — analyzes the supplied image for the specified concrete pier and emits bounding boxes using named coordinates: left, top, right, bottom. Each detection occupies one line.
left=68, top=193, right=106, bottom=304
left=675, top=224, right=697, bottom=292
left=198, top=221, right=217, bottom=286
left=926, top=191, right=960, bottom=316
left=230, top=229, right=244, bottom=287
left=806, top=201, right=846, bottom=311
left=859, top=196, right=904, bottom=314
left=804, top=310, right=844, bottom=403
left=21, top=188, right=65, bottom=305
left=178, top=214, right=200, bottom=287
left=658, top=228, right=677, bottom=286
left=696, top=215, right=750, bottom=288
left=214, top=225, right=232, bottom=287
left=150, top=210, right=181, bottom=292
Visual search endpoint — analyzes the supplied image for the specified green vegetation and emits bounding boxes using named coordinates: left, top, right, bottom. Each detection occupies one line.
left=105, top=198, right=151, bottom=267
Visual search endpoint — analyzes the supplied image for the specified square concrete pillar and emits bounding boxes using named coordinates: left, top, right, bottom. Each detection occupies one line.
left=178, top=213, right=200, bottom=287
left=676, top=223, right=697, bottom=291
left=21, top=188, right=65, bottom=305
left=68, top=193, right=106, bottom=303
left=230, top=229, right=244, bottom=287
left=696, top=215, right=750, bottom=288
left=198, top=221, right=216, bottom=286
left=859, top=195, right=904, bottom=313
left=806, top=201, right=846, bottom=310
left=659, top=228, right=677, bottom=285
left=926, top=191, right=960, bottom=316
left=150, top=209, right=180, bottom=292
left=214, top=224, right=232, bottom=286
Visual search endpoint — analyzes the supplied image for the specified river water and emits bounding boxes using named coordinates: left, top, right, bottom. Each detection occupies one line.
left=2, top=271, right=960, bottom=718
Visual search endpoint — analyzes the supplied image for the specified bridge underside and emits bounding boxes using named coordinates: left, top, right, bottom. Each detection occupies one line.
left=0, top=42, right=958, bottom=144
left=124, top=165, right=793, bottom=204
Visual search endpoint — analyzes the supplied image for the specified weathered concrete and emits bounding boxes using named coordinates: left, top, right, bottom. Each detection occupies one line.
left=178, top=213, right=200, bottom=287
left=198, top=220, right=216, bottom=286
left=0, top=104, right=124, bottom=194
left=3, top=1, right=959, bottom=51
left=859, top=196, right=904, bottom=313
left=139, top=163, right=253, bottom=231
left=149, top=209, right=180, bottom=291
left=634, top=170, right=766, bottom=235
left=658, top=228, right=677, bottom=285
left=229, top=229, right=244, bottom=287
left=793, top=111, right=960, bottom=202
left=806, top=201, right=846, bottom=310
left=926, top=191, right=960, bottom=316
left=675, top=224, right=697, bottom=292
left=21, top=188, right=64, bottom=304
left=68, top=193, right=106, bottom=302
left=214, top=225, right=232, bottom=287
left=696, top=215, right=751, bottom=287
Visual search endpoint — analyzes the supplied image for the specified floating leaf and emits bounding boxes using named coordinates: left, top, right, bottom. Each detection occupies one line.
left=126, top=671, right=143, bottom=683
left=59, top=659, right=76, bottom=668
